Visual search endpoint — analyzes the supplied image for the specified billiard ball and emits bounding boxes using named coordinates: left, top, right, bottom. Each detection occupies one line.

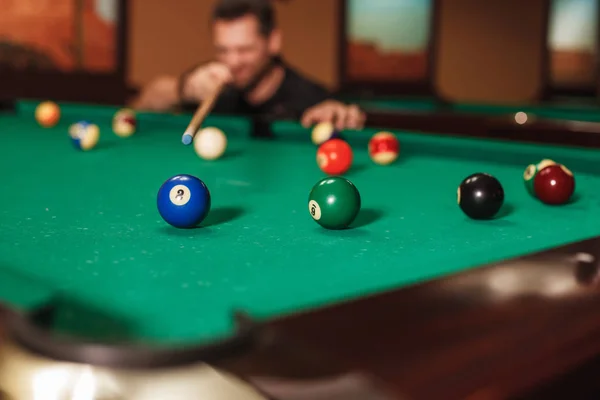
left=534, top=164, right=575, bottom=205
left=523, top=159, right=556, bottom=196
left=35, top=101, right=60, bottom=127
left=308, top=176, right=361, bottom=229
left=369, top=131, right=399, bottom=165
left=194, top=127, right=227, bottom=160
left=112, top=108, right=137, bottom=138
left=457, top=173, right=504, bottom=219
left=69, top=121, right=100, bottom=151
left=316, top=138, right=353, bottom=175
left=157, top=174, right=211, bottom=228
left=513, top=111, right=534, bottom=125
left=311, top=122, right=341, bottom=145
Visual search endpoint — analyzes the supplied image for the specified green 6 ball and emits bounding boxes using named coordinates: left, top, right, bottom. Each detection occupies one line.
left=308, top=177, right=361, bottom=229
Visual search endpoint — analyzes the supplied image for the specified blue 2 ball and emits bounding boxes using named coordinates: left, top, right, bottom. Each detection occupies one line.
left=157, top=174, right=211, bottom=228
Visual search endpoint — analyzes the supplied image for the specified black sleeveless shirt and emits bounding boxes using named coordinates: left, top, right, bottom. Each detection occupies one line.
left=178, top=60, right=331, bottom=120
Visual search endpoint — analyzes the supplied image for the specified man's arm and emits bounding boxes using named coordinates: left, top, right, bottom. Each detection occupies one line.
left=130, top=75, right=180, bottom=112
left=287, top=70, right=364, bottom=130
left=129, top=67, right=203, bottom=112
left=282, top=68, right=332, bottom=115
left=132, top=62, right=234, bottom=113
left=301, top=100, right=365, bottom=130
left=281, top=67, right=364, bottom=130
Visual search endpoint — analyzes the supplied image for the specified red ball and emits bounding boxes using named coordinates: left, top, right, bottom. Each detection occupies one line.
left=369, top=131, right=399, bottom=165
left=316, top=138, right=353, bottom=175
left=534, top=164, right=575, bottom=205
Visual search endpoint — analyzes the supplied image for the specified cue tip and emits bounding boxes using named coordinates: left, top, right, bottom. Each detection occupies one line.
left=182, top=133, right=193, bottom=145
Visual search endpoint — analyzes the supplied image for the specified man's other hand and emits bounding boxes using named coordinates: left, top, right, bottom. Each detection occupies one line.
left=301, top=100, right=366, bottom=131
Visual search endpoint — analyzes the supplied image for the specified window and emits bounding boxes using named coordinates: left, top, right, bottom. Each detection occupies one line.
left=0, top=0, right=120, bottom=73
left=548, top=0, right=599, bottom=89
left=344, top=0, right=434, bottom=83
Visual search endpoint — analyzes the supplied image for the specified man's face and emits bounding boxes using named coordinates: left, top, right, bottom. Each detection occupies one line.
left=213, top=15, right=276, bottom=89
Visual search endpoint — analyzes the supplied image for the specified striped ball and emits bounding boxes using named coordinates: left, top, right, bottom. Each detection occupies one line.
left=69, top=121, right=100, bottom=151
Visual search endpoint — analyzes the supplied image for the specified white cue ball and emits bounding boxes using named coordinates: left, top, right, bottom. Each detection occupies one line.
left=193, top=127, right=227, bottom=160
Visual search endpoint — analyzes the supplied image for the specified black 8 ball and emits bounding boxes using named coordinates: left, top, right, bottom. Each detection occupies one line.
left=457, top=173, right=504, bottom=219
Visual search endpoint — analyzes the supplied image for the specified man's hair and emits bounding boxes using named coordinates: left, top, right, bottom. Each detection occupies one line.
left=212, top=0, right=276, bottom=36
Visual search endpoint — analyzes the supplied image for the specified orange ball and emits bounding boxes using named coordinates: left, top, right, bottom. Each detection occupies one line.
left=35, top=101, right=60, bottom=127
left=369, top=131, right=399, bottom=165
left=317, top=138, right=353, bottom=175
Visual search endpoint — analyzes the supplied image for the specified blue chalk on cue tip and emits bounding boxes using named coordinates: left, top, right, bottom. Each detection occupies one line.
left=182, top=134, right=193, bottom=145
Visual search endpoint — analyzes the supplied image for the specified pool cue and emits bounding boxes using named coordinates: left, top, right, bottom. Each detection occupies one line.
left=181, top=83, right=224, bottom=145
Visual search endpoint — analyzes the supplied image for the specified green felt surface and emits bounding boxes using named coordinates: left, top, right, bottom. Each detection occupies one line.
left=3, top=100, right=600, bottom=347
left=455, top=102, right=600, bottom=122
left=350, top=96, right=600, bottom=122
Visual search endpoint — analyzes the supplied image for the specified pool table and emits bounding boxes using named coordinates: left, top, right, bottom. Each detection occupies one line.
left=349, top=95, right=600, bottom=122
left=3, top=101, right=600, bottom=398
left=342, top=95, right=600, bottom=147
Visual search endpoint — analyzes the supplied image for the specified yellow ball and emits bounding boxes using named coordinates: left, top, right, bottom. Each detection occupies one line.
left=112, top=108, right=137, bottom=138
left=35, top=101, right=60, bottom=127
left=193, top=127, right=227, bottom=160
left=311, top=122, right=336, bottom=145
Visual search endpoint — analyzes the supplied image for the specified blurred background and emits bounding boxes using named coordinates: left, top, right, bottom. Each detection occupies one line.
left=0, top=0, right=597, bottom=106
